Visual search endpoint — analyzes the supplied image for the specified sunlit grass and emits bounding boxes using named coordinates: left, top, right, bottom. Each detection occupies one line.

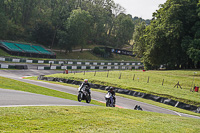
left=0, top=106, right=199, bottom=133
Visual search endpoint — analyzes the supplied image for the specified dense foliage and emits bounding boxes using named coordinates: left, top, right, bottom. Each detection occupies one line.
left=133, top=0, right=200, bottom=69
left=0, top=0, right=135, bottom=52
left=2, top=0, right=199, bottom=69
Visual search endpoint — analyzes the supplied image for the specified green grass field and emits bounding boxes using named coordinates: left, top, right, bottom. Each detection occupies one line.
left=1, top=42, right=200, bottom=132
left=0, top=75, right=200, bottom=132
left=0, top=106, right=200, bottom=133
left=46, top=70, right=200, bottom=106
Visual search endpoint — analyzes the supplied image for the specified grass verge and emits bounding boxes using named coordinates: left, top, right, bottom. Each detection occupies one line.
left=0, top=106, right=200, bottom=133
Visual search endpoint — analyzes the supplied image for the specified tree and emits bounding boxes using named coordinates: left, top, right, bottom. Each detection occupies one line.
left=31, top=21, right=54, bottom=47
left=115, top=13, right=135, bottom=48
left=136, top=0, right=200, bottom=69
left=107, top=2, right=125, bottom=46
left=84, top=0, right=112, bottom=45
left=181, top=0, right=200, bottom=67
left=57, top=30, right=72, bottom=54
left=49, top=0, right=72, bottom=49
left=133, top=22, right=146, bottom=58
left=0, top=0, right=137, bottom=53
left=0, top=9, right=8, bottom=39
left=66, top=8, right=93, bottom=51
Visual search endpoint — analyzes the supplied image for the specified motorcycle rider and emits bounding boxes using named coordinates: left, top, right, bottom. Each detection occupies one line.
left=134, top=105, right=143, bottom=110
left=80, top=79, right=91, bottom=95
left=107, top=86, right=116, bottom=105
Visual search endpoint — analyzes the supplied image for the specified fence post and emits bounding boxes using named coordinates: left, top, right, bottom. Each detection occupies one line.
left=133, top=74, right=135, bottom=80
left=162, top=79, right=164, bottom=86
left=94, top=71, right=96, bottom=76
left=147, top=76, right=149, bottom=83
left=174, top=81, right=182, bottom=89
left=107, top=70, right=109, bottom=77
left=119, top=73, right=121, bottom=79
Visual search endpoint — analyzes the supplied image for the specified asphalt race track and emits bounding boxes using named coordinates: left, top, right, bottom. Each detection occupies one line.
left=0, top=88, right=95, bottom=107
left=0, top=65, right=199, bottom=119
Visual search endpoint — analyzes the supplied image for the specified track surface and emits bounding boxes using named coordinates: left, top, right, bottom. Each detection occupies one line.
left=0, top=88, right=94, bottom=107
left=0, top=67, right=199, bottom=119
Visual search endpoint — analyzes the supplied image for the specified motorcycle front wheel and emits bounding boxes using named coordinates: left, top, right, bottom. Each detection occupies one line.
left=78, top=93, right=82, bottom=102
left=106, top=99, right=110, bottom=107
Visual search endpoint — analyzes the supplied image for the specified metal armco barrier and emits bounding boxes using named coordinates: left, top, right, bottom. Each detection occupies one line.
left=0, top=56, right=143, bottom=66
left=37, top=65, right=142, bottom=70
left=1, top=56, right=144, bottom=70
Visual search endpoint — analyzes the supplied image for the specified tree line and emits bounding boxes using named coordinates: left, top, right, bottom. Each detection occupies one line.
left=0, top=0, right=141, bottom=53
left=2, top=0, right=197, bottom=70
left=133, top=0, right=200, bottom=69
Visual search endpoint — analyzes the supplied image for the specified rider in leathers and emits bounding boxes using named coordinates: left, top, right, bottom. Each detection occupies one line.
left=107, top=87, right=115, bottom=105
left=80, top=79, right=91, bottom=95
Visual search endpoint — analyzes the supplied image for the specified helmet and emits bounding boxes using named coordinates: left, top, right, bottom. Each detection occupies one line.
left=84, top=79, right=88, bottom=83
left=109, top=87, right=113, bottom=91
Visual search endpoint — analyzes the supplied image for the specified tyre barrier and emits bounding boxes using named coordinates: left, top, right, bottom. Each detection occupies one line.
left=38, top=75, right=200, bottom=113
left=0, top=64, right=28, bottom=69
left=15, top=65, right=28, bottom=69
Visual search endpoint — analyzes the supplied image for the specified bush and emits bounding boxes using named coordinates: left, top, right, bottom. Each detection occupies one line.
left=93, top=47, right=105, bottom=55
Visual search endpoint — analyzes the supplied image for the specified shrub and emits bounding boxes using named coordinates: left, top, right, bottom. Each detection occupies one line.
left=93, top=47, right=105, bottom=55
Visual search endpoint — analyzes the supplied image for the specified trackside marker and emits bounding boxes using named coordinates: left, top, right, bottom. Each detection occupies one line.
left=20, top=76, right=33, bottom=79
left=98, top=101, right=124, bottom=109
left=115, top=105, right=124, bottom=108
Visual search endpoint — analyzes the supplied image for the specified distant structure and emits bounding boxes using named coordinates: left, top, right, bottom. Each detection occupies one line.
left=105, top=47, right=135, bottom=57
left=0, top=41, right=56, bottom=59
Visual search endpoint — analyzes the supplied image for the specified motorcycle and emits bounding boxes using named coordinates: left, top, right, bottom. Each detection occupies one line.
left=134, top=105, right=143, bottom=111
left=105, top=92, right=115, bottom=107
left=77, top=84, right=91, bottom=103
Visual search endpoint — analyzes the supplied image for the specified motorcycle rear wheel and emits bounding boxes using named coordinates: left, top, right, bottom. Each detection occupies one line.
left=86, top=95, right=91, bottom=103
